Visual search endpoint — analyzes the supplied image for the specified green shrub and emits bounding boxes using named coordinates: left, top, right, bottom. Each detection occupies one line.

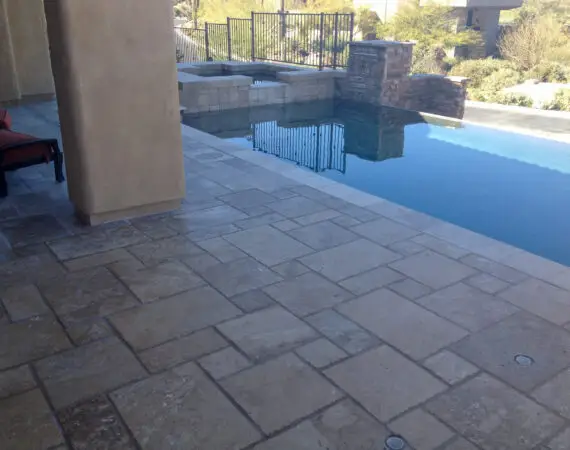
left=544, top=89, right=570, bottom=111
left=449, top=59, right=515, bottom=88
left=412, top=45, right=445, bottom=74
left=469, top=89, right=533, bottom=107
left=481, top=68, right=523, bottom=91
left=527, top=62, right=570, bottom=82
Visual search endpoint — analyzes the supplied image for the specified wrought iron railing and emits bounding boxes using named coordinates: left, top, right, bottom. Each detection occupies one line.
left=174, top=11, right=354, bottom=69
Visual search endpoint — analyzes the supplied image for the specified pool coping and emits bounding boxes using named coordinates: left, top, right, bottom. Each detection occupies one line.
left=181, top=122, right=570, bottom=290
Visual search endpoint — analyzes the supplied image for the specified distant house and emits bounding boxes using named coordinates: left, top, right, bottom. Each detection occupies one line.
left=352, top=0, right=523, bottom=56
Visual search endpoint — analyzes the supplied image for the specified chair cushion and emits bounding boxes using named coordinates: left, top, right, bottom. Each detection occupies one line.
left=0, top=109, right=12, bottom=130
left=0, top=129, right=52, bottom=168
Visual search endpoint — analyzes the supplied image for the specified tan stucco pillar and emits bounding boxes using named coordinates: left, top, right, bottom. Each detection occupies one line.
left=0, top=0, right=20, bottom=102
left=6, top=0, right=55, bottom=97
left=44, top=0, right=185, bottom=225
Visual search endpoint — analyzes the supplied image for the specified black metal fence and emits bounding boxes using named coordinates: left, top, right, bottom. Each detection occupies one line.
left=174, top=11, right=354, bottom=69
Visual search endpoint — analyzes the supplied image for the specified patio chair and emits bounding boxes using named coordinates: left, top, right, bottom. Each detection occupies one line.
left=0, top=108, right=64, bottom=197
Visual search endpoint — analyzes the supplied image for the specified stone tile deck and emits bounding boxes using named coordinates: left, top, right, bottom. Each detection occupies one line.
left=1, top=101, right=570, bottom=449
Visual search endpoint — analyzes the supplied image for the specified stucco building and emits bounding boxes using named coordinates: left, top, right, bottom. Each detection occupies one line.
left=0, top=0, right=184, bottom=224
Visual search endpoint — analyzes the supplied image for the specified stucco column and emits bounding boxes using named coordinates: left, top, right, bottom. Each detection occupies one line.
left=0, top=0, right=20, bottom=102
left=6, top=0, right=55, bottom=97
left=44, top=0, right=185, bottom=225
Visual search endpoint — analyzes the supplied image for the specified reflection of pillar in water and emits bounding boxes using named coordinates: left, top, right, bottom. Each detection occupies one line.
left=343, top=107, right=405, bottom=162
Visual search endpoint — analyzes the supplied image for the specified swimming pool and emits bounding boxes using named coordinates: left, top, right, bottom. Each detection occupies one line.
left=183, top=101, right=570, bottom=266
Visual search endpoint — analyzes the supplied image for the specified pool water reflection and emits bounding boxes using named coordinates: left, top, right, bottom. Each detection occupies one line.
left=183, top=101, right=570, bottom=266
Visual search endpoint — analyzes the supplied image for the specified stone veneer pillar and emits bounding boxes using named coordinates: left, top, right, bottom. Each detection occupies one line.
left=44, top=0, right=185, bottom=225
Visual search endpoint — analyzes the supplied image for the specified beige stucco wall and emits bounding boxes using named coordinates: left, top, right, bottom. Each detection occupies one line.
left=44, top=0, right=185, bottom=224
left=0, top=0, right=20, bottom=102
left=6, top=0, right=54, bottom=97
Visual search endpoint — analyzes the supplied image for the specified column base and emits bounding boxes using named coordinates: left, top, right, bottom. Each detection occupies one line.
left=75, top=198, right=182, bottom=226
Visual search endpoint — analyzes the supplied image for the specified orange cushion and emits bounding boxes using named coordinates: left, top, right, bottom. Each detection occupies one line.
left=0, top=109, right=12, bottom=130
left=0, top=130, right=51, bottom=167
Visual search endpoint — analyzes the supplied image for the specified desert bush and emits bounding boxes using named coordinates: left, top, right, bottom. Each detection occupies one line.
left=544, top=89, right=570, bottom=110
left=482, top=68, right=523, bottom=91
left=411, top=45, right=446, bottom=74
left=469, top=89, right=533, bottom=107
left=528, top=62, right=570, bottom=82
left=448, top=59, right=514, bottom=88
left=499, top=14, right=568, bottom=71
left=378, top=2, right=481, bottom=75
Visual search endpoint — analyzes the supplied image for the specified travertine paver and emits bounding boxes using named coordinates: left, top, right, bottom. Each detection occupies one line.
left=0, top=253, right=65, bottom=285
left=195, top=237, right=247, bottom=262
left=126, top=235, right=203, bottom=265
left=325, top=346, right=446, bottom=422
left=389, top=251, right=477, bottom=289
left=352, top=218, right=418, bottom=245
left=295, top=338, right=347, bottom=368
left=110, top=286, right=241, bottom=350
left=63, top=248, right=134, bottom=272
left=287, top=221, right=358, bottom=250
left=198, top=256, right=282, bottom=297
left=452, top=312, right=570, bottom=391
left=306, top=309, right=381, bottom=355
left=300, top=239, right=401, bottom=281
left=0, top=284, right=49, bottom=321
left=165, top=204, right=248, bottom=233
left=388, top=277, right=432, bottom=300
left=0, top=214, right=69, bottom=247
left=293, top=209, right=342, bottom=226
left=217, top=307, right=317, bottom=360
left=547, top=428, right=570, bottom=450
left=387, top=239, right=426, bottom=256
left=459, top=254, right=528, bottom=284
left=0, top=315, right=71, bottom=370
left=389, top=408, right=454, bottom=450
left=272, top=219, right=299, bottom=232
left=426, top=374, right=564, bottom=450
left=199, top=347, right=251, bottom=379
left=117, top=261, right=205, bottom=302
left=338, top=289, right=467, bottom=360
left=222, top=353, right=342, bottom=433
left=266, top=196, right=328, bottom=218
left=58, top=396, right=136, bottom=450
left=423, top=351, right=478, bottom=385
left=263, top=272, right=352, bottom=316
left=38, top=267, right=138, bottom=315
left=5, top=105, right=570, bottom=450
left=253, top=399, right=389, bottom=450
left=417, top=282, right=519, bottom=331
left=35, top=336, right=145, bottom=409
left=270, top=260, right=310, bottom=278
left=233, top=212, right=286, bottom=230
left=499, top=278, right=570, bottom=325
left=532, top=369, right=570, bottom=419
left=230, top=289, right=275, bottom=312
left=440, top=437, right=479, bottom=450
left=0, top=365, right=36, bottom=399
left=138, top=328, right=227, bottom=373
left=464, top=272, right=510, bottom=294
left=220, top=188, right=277, bottom=209
left=339, top=266, right=405, bottom=296
left=112, top=362, right=261, bottom=450
left=47, top=224, right=149, bottom=260
left=0, top=389, right=64, bottom=450
left=411, top=234, right=470, bottom=259
left=224, top=225, right=313, bottom=266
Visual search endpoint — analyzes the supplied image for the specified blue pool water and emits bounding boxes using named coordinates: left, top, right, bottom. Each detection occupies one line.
left=183, top=101, right=570, bottom=266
